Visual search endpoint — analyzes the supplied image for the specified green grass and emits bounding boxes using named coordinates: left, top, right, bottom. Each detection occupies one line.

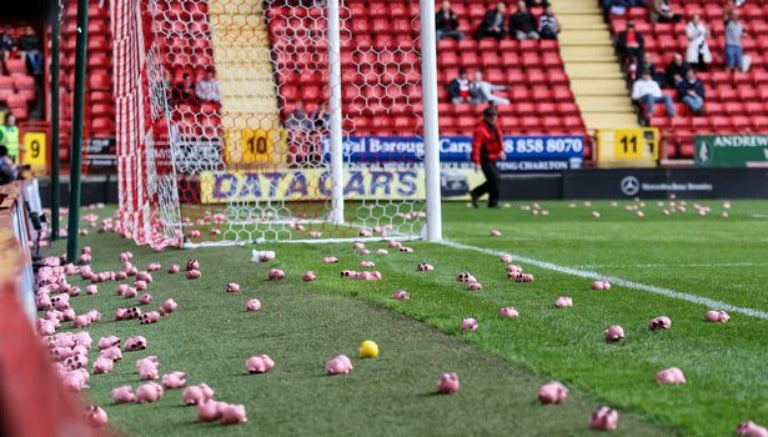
left=47, top=200, right=768, bottom=436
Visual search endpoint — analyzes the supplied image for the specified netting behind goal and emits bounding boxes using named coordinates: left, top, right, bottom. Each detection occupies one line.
left=113, top=0, right=430, bottom=248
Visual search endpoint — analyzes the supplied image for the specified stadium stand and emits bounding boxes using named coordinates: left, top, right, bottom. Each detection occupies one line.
left=607, top=1, right=768, bottom=158
left=0, top=27, right=39, bottom=121
left=266, top=1, right=590, bottom=156
left=52, top=0, right=115, bottom=163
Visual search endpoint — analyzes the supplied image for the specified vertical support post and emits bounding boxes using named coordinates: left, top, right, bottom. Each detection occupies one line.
left=327, top=0, right=344, bottom=224
left=50, top=4, right=61, bottom=241
left=419, top=0, right=443, bottom=241
left=66, top=0, right=89, bottom=262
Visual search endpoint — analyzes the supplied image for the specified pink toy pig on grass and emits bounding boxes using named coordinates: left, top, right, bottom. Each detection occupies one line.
left=538, top=381, right=568, bottom=404
left=245, top=355, right=275, bottom=374
left=604, top=325, right=624, bottom=343
left=393, top=289, right=410, bottom=301
left=220, top=404, right=247, bottom=425
left=499, top=307, right=519, bottom=318
left=112, top=385, right=135, bottom=403
left=268, top=269, right=285, bottom=280
left=197, top=400, right=222, bottom=422
left=461, top=318, right=478, bottom=331
left=162, top=371, right=187, bottom=389
left=467, top=282, right=483, bottom=291
left=245, top=299, right=262, bottom=312
left=590, top=406, right=619, bottom=430
left=85, top=405, right=108, bottom=427
left=655, top=367, right=686, bottom=385
left=302, top=271, right=317, bottom=281
left=226, top=282, right=240, bottom=293
left=554, top=297, right=573, bottom=309
left=736, top=421, right=768, bottom=437
left=648, top=316, right=672, bottom=330
left=437, top=372, right=460, bottom=394
left=326, top=354, right=353, bottom=375
left=706, top=310, right=730, bottom=323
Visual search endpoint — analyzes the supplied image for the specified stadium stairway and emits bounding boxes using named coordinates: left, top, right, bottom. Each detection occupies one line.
left=552, top=0, right=639, bottom=131
left=206, top=0, right=281, bottom=164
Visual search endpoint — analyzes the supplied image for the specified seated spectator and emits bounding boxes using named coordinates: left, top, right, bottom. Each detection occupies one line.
left=195, top=69, right=221, bottom=103
left=436, top=1, right=464, bottom=41
left=448, top=68, right=471, bottom=104
left=637, top=53, right=662, bottom=85
left=0, top=145, right=18, bottom=185
left=603, top=0, right=649, bottom=16
left=172, top=73, right=197, bottom=105
left=18, top=26, right=42, bottom=76
left=632, top=71, right=675, bottom=118
left=469, top=70, right=509, bottom=105
left=509, top=1, right=539, bottom=40
left=538, top=6, right=560, bottom=40
left=664, top=53, right=689, bottom=88
left=286, top=100, right=313, bottom=131
left=0, top=26, right=16, bottom=61
left=616, top=20, right=644, bottom=73
left=676, top=69, right=705, bottom=115
left=724, top=9, right=746, bottom=75
left=650, top=0, right=681, bottom=23
left=474, top=3, right=506, bottom=41
left=686, top=14, right=711, bottom=71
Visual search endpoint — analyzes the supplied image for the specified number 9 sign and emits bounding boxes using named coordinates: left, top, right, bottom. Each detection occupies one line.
left=22, top=131, right=47, bottom=172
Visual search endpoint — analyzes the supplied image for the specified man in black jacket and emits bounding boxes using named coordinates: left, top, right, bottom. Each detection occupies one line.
left=509, top=1, right=539, bottom=40
left=616, top=21, right=644, bottom=73
left=663, top=53, right=689, bottom=88
left=436, top=1, right=464, bottom=41
left=474, top=3, right=507, bottom=41
left=676, top=69, right=705, bottom=115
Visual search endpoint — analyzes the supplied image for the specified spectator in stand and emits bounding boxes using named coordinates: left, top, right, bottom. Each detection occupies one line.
left=637, top=52, right=663, bottom=86
left=436, top=1, right=464, bottom=41
left=311, top=102, right=330, bottom=131
left=195, top=69, right=221, bottom=103
left=448, top=68, right=472, bottom=104
left=526, top=0, right=550, bottom=8
left=676, top=69, right=705, bottom=115
left=724, top=9, right=746, bottom=76
left=0, top=26, right=16, bottom=62
left=469, top=106, right=505, bottom=209
left=650, top=0, right=681, bottom=23
left=538, top=6, right=560, bottom=40
left=474, top=3, right=506, bottom=41
left=286, top=100, right=313, bottom=131
left=664, top=53, right=689, bottom=88
left=509, top=1, right=539, bottom=40
left=0, top=115, right=21, bottom=162
left=18, top=26, right=42, bottom=76
left=0, top=146, right=18, bottom=185
left=469, top=70, right=510, bottom=105
left=616, top=21, right=644, bottom=75
left=603, top=0, right=649, bottom=17
left=686, top=14, right=711, bottom=71
left=172, top=73, right=197, bottom=105
left=632, top=71, right=676, bottom=118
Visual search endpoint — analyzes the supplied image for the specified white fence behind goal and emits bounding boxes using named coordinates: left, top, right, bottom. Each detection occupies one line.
left=113, top=0, right=441, bottom=249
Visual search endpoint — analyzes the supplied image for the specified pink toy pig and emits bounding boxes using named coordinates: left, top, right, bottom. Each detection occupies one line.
left=162, top=371, right=187, bottom=389
left=736, top=421, right=768, bottom=437
left=490, top=229, right=501, bottom=237
left=220, top=404, right=247, bottom=425
left=268, top=268, right=285, bottom=280
left=168, top=264, right=180, bottom=274
left=147, top=262, right=162, bottom=272
left=138, top=293, right=152, bottom=305
left=160, top=298, right=178, bottom=315
left=591, top=280, right=611, bottom=290
left=124, top=335, right=148, bottom=351
left=186, top=259, right=200, bottom=271
left=648, top=316, right=672, bottom=330
left=302, top=271, right=317, bottom=281
left=100, top=346, right=122, bottom=362
left=123, top=287, right=138, bottom=299
left=136, top=382, right=163, bottom=403
left=183, top=385, right=205, bottom=405
left=706, top=310, right=730, bottom=323
left=604, top=325, right=625, bottom=343
left=98, top=336, right=120, bottom=350
left=461, top=318, right=478, bottom=331
left=134, top=280, right=148, bottom=291
left=393, top=289, right=410, bottom=301
left=245, top=299, right=262, bottom=312
left=92, top=356, right=114, bottom=374
left=467, top=281, right=483, bottom=291
left=245, top=354, right=276, bottom=374
left=499, top=307, right=519, bottom=318
left=326, top=354, right=353, bottom=375
left=499, top=253, right=513, bottom=263
left=85, top=285, right=98, bottom=295
left=186, top=269, right=202, bottom=280
left=197, top=400, right=222, bottom=422
left=554, top=297, right=573, bottom=308
left=139, top=311, right=161, bottom=324
left=538, top=381, right=568, bottom=404
left=417, top=263, right=434, bottom=271
left=112, top=385, right=136, bottom=404
left=73, top=315, right=91, bottom=329
left=589, top=406, right=619, bottom=430
left=85, top=405, right=108, bottom=427
left=656, top=367, right=686, bottom=385
left=323, top=256, right=339, bottom=264
left=436, top=372, right=460, bottom=394
left=115, top=284, right=129, bottom=296
left=226, top=282, right=240, bottom=293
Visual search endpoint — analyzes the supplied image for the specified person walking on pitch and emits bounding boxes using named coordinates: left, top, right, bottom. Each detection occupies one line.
left=470, top=106, right=506, bottom=208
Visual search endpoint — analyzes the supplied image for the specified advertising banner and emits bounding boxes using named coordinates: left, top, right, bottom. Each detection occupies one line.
left=694, top=135, right=768, bottom=167
left=84, top=137, right=117, bottom=168
left=199, top=167, right=426, bottom=203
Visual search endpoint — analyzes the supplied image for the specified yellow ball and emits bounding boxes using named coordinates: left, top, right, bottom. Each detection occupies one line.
left=359, top=340, right=379, bottom=358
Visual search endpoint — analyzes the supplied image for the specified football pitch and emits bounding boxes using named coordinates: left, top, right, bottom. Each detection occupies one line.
left=51, top=200, right=768, bottom=436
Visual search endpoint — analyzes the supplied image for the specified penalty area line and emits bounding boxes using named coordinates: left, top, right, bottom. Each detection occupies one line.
left=440, top=239, right=768, bottom=321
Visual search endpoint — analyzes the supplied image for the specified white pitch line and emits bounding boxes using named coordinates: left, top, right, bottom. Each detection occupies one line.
left=573, top=262, right=768, bottom=269
left=440, top=239, right=768, bottom=320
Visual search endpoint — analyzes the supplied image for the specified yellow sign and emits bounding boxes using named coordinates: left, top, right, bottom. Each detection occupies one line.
left=240, top=129, right=273, bottom=163
left=22, top=131, right=47, bottom=172
left=597, top=128, right=659, bottom=166
left=199, top=168, right=426, bottom=203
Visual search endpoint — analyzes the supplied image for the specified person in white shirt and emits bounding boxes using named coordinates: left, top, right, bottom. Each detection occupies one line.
left=195, top=70, right=221, bottom=103
left=631, top=71, right=676, bottom=118
left=469, top=70, right=509, bottom=105
left=686, top=14, right=711, bottom=71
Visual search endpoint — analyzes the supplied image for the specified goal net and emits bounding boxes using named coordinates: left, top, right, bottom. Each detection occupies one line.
left=113, top=0, right=435, bottom=249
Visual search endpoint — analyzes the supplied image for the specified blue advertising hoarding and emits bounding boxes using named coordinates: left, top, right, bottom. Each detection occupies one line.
left=325, top=135, right=585, bottom=170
